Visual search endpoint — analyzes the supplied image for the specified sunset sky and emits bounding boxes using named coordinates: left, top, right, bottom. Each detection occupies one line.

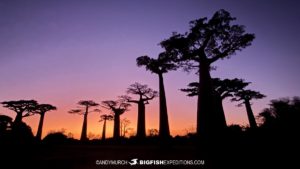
left=0, top=0, right=299, bottom=139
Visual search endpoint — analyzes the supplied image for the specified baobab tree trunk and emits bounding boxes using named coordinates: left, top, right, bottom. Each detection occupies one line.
left=158, top=73, right=170, bottom=138
left=36, top=112, right=45, bottom=140
left=102, top=119, right=106, bottom=140
left=136, top=101, right=146, bottom=138
left=244, top=99, right=257, bottom=128
left=14, top=113, right=23, bottom=125
left=216, top=95, right=227, bottom=128
left=80, top=106, right=89, bottom=141
left=113, top=114, right=120, bottom=139
left=197, top=60, right=218, bottom=137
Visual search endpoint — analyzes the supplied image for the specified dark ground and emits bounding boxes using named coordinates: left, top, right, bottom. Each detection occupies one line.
left=0, top=136, right=297, bottom=169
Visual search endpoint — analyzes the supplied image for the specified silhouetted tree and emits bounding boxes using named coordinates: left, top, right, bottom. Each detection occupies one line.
left=232, top=90, right=265, bottom=128
left=102, top=100, right=130, bottom=139
left=137, top=53, right=177, bottom=138
left=120, top=118, right=131, bottom=137
left=161, top=9, right=255, bottom=136
left=99, top=114, right=113, bottom=140
left=121, top=82, right=158, bottom=138
left=181, top=78, right=249, bottom=127
left=69, top=100, right=100, bottom=141
left=1, top=100, right=38, bottom=124
left=258, top=97, right=300, bottom=132
left=34, top=104, right=57, bottom=140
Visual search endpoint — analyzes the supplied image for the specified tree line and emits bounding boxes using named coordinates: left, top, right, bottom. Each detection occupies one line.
left=1, top=9, right=299, bottom=143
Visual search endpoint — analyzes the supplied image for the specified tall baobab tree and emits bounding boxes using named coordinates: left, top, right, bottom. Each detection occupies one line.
left=161, top=9, right=255, bottom=136
left=99, top=114, right=113, bottom=140
left=121, top=82, right=158, bottom=138
left=1, top=100, right=38, bottom=125
left=232, top=90, right=265, bottom=128
left=102, top=100, right=130, bottom=139
left=136, top=52, right=177, bottom=138
left=69, top=100, right=100, bottom=141
left=181, top=78, right=250, bottom=128
left=34, top=104, right=57, bottom=140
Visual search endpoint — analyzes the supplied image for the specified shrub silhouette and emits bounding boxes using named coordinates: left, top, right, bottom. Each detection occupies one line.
left=0, top=115, right=12, bottom=133
left=11, top=122, right=34, bottom=144
left=43, top=132, right=68, bottom=144
left=0, top=115, right=13, bottom=142
left=258, top=97, right=300, bottom=133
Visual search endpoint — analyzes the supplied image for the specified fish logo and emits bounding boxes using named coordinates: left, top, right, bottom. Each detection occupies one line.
left=129, top=158, right=138, bottom=165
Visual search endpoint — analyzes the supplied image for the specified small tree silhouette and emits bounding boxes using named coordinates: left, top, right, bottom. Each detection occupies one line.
left=101, top=100, right=130, bottom=139
left=121, top=82, right=158, bottom=138
left=34, top=104, right=57, bottom=140
left=136, top=52, right=177, bottom=138
left=99, top=114, right=113, bottom=140
left=181, top=78, right=249, bottom=128
left=161, top=9, right=255, bottom=136
left=120, top=118, right=131, bottom=137
left=232, top=90, right=265, bottom=128
left=1, top=100, right=38, bottom=124
left=69, top=100, right=100, bottom=141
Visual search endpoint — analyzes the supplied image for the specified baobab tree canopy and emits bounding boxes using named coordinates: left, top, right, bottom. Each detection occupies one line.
left=78, top=100, right=99, bottom=107
left=1, top=100, right=38, bottom=124
left=161, top=9, right=255, bottom=68
left=34, top=104, right=57, bottom=114
left=126, top=82, right=158, bottom=101
left=1, top=100, right=38, bottom=116
left=181, top=78, right=250, bottom=98
left=136, top=52, right=178, bottom=74
left=232, top=90, right=266, bottom=103
left=101, top=100, right=131, bottom=114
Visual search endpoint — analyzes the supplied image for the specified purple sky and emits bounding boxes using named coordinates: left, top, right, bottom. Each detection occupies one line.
left=0, top=0, right=300, bottom=138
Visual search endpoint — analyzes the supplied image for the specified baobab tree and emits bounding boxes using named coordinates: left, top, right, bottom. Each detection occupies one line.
left=161, top=9, right=255, bottom=136
left=181, top=78, right=250, bottom=128
left=34, top=104, right=57, bottom=140
left=102, top=100, right=130, bottom=139
left=232, top=90, right=265, bottom=128
left=69, top=100, right=100, bottom=141
left=1, top=100, right=38, bottom=125
left=136, top=52, right=177, bottom=138
left=121, top=82, right=158, bottom=138
left=99, top=114, right=113, bottom=140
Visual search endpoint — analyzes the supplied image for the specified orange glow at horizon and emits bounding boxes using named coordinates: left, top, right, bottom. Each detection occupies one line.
left=1, top=95, right=262, bottom=140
